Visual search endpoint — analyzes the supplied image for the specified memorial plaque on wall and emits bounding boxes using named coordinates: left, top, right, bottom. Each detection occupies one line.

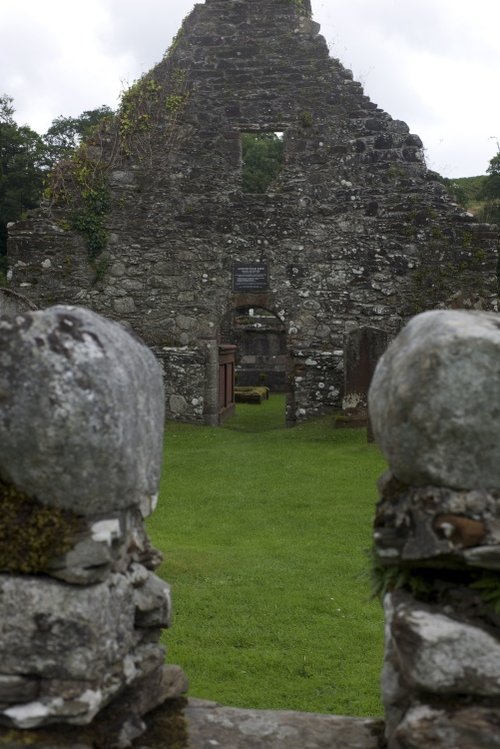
left=233, top=263, right=269, bottom=292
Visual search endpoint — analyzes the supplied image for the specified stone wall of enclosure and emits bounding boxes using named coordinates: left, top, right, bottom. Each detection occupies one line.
left=370, top=310, right=500, bottom=749
left=0, top=305, right=187, bottom=749
left=3, top=301, right=500, bottom=747
left=7, top=0, right=498, bottom=425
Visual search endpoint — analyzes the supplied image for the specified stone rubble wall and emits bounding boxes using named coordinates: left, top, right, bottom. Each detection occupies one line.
left=4, top=303, right=500, bottom=747
left=0, top=305, right=187, bottom=748
left=151, top=344, right=207, bottom=423
left=369, top=310, right=500, bottom=748
left=0, top=287, right=38, bottom=315
left=6, top=0, right=498, bottom=425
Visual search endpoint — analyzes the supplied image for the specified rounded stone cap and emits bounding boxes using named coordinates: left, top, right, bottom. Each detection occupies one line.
left=368, top=310, right=500, bottom=490
left=0, top=306, right=165, bottom=515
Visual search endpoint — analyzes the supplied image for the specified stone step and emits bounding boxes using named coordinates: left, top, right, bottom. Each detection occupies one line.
left=137, top=698, right=386, bottom=749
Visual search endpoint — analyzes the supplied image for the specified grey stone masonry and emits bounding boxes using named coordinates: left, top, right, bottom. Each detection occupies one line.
left=369, top=310, right=500, bottom=749
left=6, top=0, right=498, bottom=425
left=0, top=287, right=37, bottom=315
left=183, top=698, right=385, bottom=749
left=0, top=305, right=187, bottom=748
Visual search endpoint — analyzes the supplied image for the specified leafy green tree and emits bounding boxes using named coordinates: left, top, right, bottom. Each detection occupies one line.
left=479, top=145, right=500, bottom=225
left=43, top=105, right=114, bottom=168
left=0, top=94, right=45, bottom=267
left=241, top=132, right=284, bottom=193
left=443, top=178, right=469, bottom=208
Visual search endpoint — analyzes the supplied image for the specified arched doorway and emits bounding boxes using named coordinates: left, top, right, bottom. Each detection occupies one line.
left=218, top=305, right=294, bottom=426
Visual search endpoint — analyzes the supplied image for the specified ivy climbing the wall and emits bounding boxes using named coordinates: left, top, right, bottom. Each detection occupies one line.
left=286, top=0, right=312, bottom=17
left=46, top=67, right=190, bottom=264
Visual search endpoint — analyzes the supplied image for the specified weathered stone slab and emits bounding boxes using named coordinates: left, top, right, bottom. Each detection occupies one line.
left=0, top=573, right=139, bottom=727
left=183, top=699, right=385, bottom=749
left=44, top=508, right=164, bottom=584
left=0, top=675, right=39, bottom=704
left=389, top=591, right=500, bottom=697
left=0, top=667, right=188, bottom=747
left=369, top=310, right=500, bottom=490
left=0, top=573, right=135, bottom=682
left=131, top=566, right=172, bottom=629
left=0, top=305, right=165, bottom=515
left=393, top=703, right=500, bottom=748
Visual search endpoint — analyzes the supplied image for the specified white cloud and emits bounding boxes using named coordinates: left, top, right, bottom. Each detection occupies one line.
left=1, top=0, right=499, bottom=176
left=318, top=0, right=500, bottom=175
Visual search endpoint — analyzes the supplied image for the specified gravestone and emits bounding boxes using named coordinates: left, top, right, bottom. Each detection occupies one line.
left=339, top=326, right=388, bottom=429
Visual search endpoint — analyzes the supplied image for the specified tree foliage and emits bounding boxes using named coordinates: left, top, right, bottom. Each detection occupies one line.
left=443, top=148, right=500, bottom=227
left=0, top=96, right=114, bottom=271
left=0, top=94, right=45, bottom=262
left=43, top=105, right=114, bottom=168
left=241, top=132, right=284, bottom=193
left=479, top=146, right=500, bottom=224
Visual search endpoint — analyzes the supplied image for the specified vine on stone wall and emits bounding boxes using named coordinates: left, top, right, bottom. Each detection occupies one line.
left=163, top=24, right=185, bottom=61
left=286, top=0, right=312, bottom=18
left=119, top=77, right=162, bottom=159
left=46, top=135, right=112, bottom=261
left=46, top=68, right=190, bottom=263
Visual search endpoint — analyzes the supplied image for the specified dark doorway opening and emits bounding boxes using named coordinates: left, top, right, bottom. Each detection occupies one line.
left=218, top=344, right=236, bottom=423
left=220, top=306, right=289, bottom=427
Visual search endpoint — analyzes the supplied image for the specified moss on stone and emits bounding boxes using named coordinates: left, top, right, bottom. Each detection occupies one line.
left=0, top=728, right=44, bottom=746
left=134, top=698, right=189, bottom=748
left=0, top=476, right=83, bottom=574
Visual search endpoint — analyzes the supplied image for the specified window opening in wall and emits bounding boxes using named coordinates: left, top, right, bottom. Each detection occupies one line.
left=241, top=132, right=284, bottom=193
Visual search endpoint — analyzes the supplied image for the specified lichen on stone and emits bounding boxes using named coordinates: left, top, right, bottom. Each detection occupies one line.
left=0, top=476, right=83, bottom=574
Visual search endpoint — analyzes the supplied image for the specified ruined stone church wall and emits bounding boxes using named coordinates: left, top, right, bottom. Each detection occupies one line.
left=7, top=0, right=498, bottom=424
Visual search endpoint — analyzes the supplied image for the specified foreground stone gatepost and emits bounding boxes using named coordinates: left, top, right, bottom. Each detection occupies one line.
left=369, top=310, right=500, bottom=749
left=0, top=305, right=187, bottom=748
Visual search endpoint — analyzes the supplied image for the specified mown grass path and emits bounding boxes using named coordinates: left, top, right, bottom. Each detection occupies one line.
left=148, top=395, right=387, bottom=716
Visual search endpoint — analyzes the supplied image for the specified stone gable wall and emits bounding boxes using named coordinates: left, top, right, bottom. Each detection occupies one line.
left=7, top=0, right=498, bottom=424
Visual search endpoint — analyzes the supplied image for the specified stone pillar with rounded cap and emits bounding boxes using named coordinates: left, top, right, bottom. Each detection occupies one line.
left=0, top=305, right=187, bottom=748
left=369, top=310, right=500, bottom=749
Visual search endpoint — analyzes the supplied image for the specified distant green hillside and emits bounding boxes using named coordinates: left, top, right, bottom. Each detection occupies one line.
left=443, top=175, right=488, bottom=214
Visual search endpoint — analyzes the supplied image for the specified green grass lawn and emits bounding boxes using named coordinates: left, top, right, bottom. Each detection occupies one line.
left=147, top=395, right=387, bottom=717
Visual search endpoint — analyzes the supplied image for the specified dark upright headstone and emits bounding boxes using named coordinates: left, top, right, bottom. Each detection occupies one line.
left=339, top=326, right=388, bottom=437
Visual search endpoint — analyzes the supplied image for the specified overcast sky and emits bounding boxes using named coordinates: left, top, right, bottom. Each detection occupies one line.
left=1, top=0, right=499, bottom=178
